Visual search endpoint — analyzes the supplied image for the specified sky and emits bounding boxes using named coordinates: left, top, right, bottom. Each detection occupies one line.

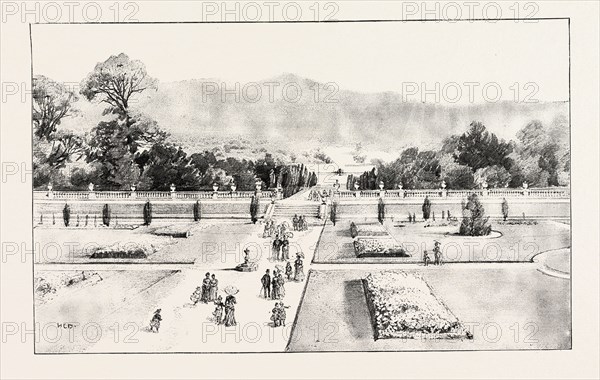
left=31, top=20, right=569, bottom=104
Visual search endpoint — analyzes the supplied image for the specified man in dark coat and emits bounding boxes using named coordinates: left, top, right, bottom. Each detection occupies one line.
left=261, top=269, right=271, bottom=299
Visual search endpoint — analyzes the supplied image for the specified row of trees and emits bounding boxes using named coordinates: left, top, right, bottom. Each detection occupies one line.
left=33, top=54, right=316, bottom=193
left=348, top=119, right=569, bottom=190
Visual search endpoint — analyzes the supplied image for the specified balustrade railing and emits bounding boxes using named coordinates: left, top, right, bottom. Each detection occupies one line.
left=34, top=187, right=568, bottom=201
left=34, top=190, right=275, bottom=201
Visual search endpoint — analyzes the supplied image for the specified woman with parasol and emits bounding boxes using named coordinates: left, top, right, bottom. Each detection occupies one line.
left=294, top=253, right=305, bottom=282
left=223, top=286, right=238, bottom=327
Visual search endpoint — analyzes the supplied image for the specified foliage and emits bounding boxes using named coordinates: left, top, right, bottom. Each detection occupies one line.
left=350, top=222, right=358, bottom=238
left=459, top=194, right=492, bottom=236
left=193, top=200, right=201, bottom=222
left=378, top=198, right=385, bottom=224
left=102, top=204, right=111, bottom=226
left=475, top=165, right=511, bottom=188
left=422, top=196, right=431, bottom=220
left=62, top=203, right=70, bottom=227
left=33, top=75, right=79, bottom=140
left=250, top=195, right=259, bottom=224
left=80, top=53, right=158, bottom=117
left=143, top=201, right=153, bottom=226
left=330, top=201, right=338, bottom=226
left=501, top=198, right=509, bottom=221
left=453, top=122, right=513, bottom=172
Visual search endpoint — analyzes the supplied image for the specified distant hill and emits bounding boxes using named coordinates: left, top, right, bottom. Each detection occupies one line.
left=60, top=73, right=569, bottom=156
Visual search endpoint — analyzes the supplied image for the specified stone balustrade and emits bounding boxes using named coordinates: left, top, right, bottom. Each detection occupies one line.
left=34, top=190, right=275, bottom=201
left=328, top=187, right=569, bottom=200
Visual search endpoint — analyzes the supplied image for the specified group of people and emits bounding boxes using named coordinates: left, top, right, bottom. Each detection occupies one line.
left=292, top=214, right=308, bottom=231
left=190, top=272, right=219, bottom=304
left=188, top=273, right=238, bottom=327
left=271, top=234, right=291, bottom=261
left=270, top=302, right=289, bottom=327
left=212, top=294, right=237, bottom=327
left=263, top=219, right=292, bottom=239
left=423, top=241, right=443, bottom=266
left=260, top=253, right=305, bottom=300
left=308, top=189, right=330, bottom=202
left=261, top=268, right=287, bottom=300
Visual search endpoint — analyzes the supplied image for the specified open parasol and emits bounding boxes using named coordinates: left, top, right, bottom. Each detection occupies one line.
left=296, top=252, right=305, bottom=259
left=224, top=285, right=239, bottom=296
left=275, top=264, right=285, bottom=272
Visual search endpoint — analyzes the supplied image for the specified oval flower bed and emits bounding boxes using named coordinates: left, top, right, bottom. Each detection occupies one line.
left=363, top=271, right=473, bottom=340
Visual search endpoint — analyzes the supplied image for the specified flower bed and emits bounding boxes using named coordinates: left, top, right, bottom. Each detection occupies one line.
left=363, top=271, right=472, bottom=340
left=152, top=224, right=194, bottom=238
left=354, top=238, right=408, bottom=257
left=355, top=224, right=390, bottom=237
left=89, top=243, right=155, bottom=259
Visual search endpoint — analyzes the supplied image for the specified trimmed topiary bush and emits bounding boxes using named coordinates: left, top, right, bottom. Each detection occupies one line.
left=350, top=222, right=358, bottom=238
left=501, top=198, right=509, bottom=221
left=143, top=201, right=153, bottom=226
left=459, top=193, right=492, bottom=236
left=330, top=201, right=338, bottom=226
left=378, top=198, right=385, bottom=224
left=250, top=195, right=259, bottom=224
left=193, top=200, right=201, bottom=222
left=102, top=204, right=111, bottom=226
left=422, top=196, right=431, bottom=220
left=62, top=203, right=70, bottom=227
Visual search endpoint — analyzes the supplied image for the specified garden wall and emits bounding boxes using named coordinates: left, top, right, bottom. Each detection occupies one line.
left=34, top=199, right=270, bottom=225
left=333, top=198, right=569, bottom=221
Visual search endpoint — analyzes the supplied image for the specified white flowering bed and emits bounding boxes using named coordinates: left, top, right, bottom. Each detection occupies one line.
left=354, top=238, right=408, bottom=257
left=363, top=271, right=472, bottom=340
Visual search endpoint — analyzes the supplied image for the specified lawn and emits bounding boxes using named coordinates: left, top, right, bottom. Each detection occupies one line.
left=34, top=221, right=262, bottom=264
left=287, top=267, right=571, bottom=352
left=313, top=219, right=570, bottom=264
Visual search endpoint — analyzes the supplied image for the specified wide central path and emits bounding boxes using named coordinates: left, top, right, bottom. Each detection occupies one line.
left=35, top=220, right=323, bottom=353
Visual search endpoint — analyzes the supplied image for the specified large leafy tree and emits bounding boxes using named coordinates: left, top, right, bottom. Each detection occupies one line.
left=139, top=144, right=201, bottom=190
left=32, top=76, right=84, bottom=188
left=79, top=54, right=168, bottom=188
left=80, top=53, right=157, bottom=119
left=377, top=148, right=441, bottom=189
left=454, top=122, right=513, bottom=172
left=33, top=75, right=78, bottom=139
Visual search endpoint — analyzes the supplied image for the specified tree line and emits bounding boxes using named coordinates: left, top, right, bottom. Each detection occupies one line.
left=347, top=118, right=570, bottom=190
left=32, top=53, right=316, bottom=193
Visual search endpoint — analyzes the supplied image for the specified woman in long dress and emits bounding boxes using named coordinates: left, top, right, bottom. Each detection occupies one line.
left=294, top=255, right=305, bottom=282
left=277, top=272, right=285, bottom=298
left=285, top=262, right=293, bottom=281
left=213, top=295, right=224, bottom=324
left=201, top=273, right=211, bottom=303
left=209, top=274, right=218, bottom=301
left=223, top=295, right=237, bottom=327
left=281, top=238, right=290, bottom=260
left=271, top=270, right=279, bottom=300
